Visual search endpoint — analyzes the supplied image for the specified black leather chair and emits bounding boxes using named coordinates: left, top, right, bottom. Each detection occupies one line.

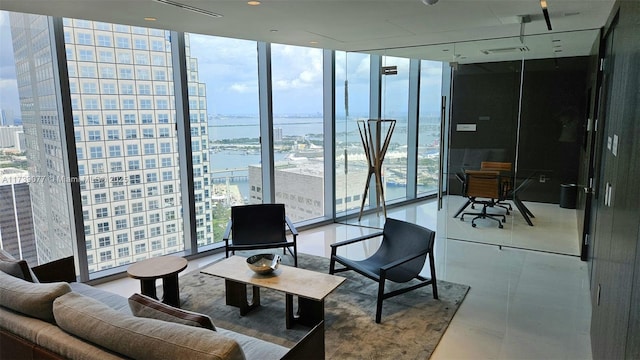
left=224, top=204, right=298, bottom=267
left=329, top=218, right=438, bottom=323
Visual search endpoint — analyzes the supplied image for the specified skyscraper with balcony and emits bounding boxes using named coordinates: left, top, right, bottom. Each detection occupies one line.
left=9, top=13, right=213, bottom=273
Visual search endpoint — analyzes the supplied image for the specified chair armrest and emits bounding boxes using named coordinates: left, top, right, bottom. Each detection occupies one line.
left=379, top=249, right=430, bottom=272
left=32, top=256, right=77, bottom=283
left=223, top=220, right=232, bottom=242
left=330, top=231, right=384, bottom=249
left=285, top=216, right=298, bottom=237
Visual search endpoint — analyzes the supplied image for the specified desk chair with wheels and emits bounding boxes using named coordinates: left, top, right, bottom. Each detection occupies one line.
left=461, top=170, right=507, bottom=228
left=480, top=161, right=513, bottom=214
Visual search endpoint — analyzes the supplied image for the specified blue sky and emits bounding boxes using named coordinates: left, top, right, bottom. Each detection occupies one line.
left=0, top=10, right=443, bottom=123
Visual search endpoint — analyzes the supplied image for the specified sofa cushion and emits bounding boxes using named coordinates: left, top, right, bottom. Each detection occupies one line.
left=0, top=307, right=123, bottom=360
left=70, top=282, right=131, bottom=314
left=0, top=270, right=71, bottom=323
left=0, top=249, right=36, bottom=282
left=54, top=292, right=246, bottom=360
left=128, top=293, right=216, bottom=330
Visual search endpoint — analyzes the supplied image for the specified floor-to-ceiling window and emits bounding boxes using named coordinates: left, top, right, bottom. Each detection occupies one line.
left=417, top=60, right=443, bottom=195
left=335, top=51, right=372, bottom=217
left=185, top=33, right=260, bottom=243
left=1, top=9, right=444, bottom=279
left=380, top=56, right=410, bottom=203
left=3, top=12, right=75, bottom=268
left=62, top=19, right=201, bottom=272
left=271, top=44, right=325, bottom=222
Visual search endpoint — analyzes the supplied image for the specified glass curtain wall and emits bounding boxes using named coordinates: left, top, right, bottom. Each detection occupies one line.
left=380, top=56, right=410, bottom=203
left=3, top=12, right=76, bottom=268
left=184, top=33, right=260, bottom=244
left=335, top=51, right=371, bottom=217
left=62, top=19, right=197, bottom=272
left=1, top=9, right=446, bottom=280
left=337, top=52, right=443, bottom=229
left=418, top=60, right=443, bottom=195
left=271, top=44, right=325, bottom=222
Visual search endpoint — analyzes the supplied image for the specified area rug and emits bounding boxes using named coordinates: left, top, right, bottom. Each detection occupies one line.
left=179, top=253, right=469, bottom=359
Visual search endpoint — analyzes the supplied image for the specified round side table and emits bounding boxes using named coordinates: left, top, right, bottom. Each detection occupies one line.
left=127, top=256, right=188, bottom=308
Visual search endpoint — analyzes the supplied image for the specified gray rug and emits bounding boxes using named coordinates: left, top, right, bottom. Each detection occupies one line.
left=179, top=253, right=469, bottom=359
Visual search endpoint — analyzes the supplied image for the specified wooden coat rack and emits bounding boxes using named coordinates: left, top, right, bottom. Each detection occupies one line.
left=357, top=119, right=396, bottom=220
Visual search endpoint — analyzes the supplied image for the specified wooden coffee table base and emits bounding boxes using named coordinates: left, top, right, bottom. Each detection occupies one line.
left=225, top=280, right=261, bottom=316
left=224, top=279, right=325, bottom=329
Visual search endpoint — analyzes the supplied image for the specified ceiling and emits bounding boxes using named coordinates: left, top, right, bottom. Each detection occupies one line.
left=0, top=0, right=616, bottom=63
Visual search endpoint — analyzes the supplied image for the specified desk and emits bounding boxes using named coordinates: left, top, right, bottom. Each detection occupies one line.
left=127, top=256, right=188, bottom=308
left=453, top=170, right=536, bottom=226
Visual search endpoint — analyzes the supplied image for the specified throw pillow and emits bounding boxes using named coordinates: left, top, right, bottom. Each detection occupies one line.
left=0, top=270, right=71, bottom=322
left=0, top=249, right=36, bottom=282
left=128, top=293, right=216, bottom=331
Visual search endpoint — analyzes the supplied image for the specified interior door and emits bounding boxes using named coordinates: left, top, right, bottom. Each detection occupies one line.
left=578, top=34, right=605, bottom=262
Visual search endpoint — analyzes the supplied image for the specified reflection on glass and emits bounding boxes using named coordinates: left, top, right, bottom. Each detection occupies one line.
left=336, top=51, right=371, bottom=216
left=62, top=18, right=192, bottom=272
left=185, top=34, right=260, bottom=242
left=418, top=60, right=443, bottom=195
left=381, top=56, right=409, bottom=202
left=4, top=12, right=74, bottom=268
left=271, top=44, right=324, bottom=222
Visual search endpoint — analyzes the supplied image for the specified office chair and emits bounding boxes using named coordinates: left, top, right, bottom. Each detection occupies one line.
left=461, top=170, right=507, bottom=228
left=224, top=204, right=298, bottom=267
left=480, top=161, right=513, bottom=214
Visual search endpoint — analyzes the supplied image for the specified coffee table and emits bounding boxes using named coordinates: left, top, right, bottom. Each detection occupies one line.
left=127, top=255, right=188, bottom=308
left=201, top=255, right=345, bottom=329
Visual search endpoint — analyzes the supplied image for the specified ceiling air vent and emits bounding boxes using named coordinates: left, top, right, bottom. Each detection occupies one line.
left=480, top=46, right=530, bottom=55
left=154, top=0, right=223, bottom=18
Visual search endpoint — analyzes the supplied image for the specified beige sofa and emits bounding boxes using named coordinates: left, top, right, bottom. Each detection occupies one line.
left=0, top=255, right=323, bottom=360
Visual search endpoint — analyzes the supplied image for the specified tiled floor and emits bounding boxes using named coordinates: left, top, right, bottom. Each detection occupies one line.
left=97, top=199, right=592, bottom=359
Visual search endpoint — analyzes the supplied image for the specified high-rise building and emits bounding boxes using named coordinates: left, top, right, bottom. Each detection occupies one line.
left=0, top=126, right=23, bottom=149
left=0, top=168, right=37, bottom=267
left=9, top=14, right=213, bottom=273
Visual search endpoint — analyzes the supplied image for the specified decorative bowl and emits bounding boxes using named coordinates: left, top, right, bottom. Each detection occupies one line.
left=246, top=254, right=281, bottom=275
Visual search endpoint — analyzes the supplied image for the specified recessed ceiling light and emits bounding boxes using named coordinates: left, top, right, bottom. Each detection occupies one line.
left=309, top=41, right=318, bottom=45
left=144, top=17, right=157, bottom=21
left=270, top=29, right=278, bottom=33
left=442, top=49, right=449, bottom=52
left=248, top=0, right=261, bottom=5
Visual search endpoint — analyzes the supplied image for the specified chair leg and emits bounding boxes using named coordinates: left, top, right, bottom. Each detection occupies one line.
left=376, top=277, right=386, bottom=324
left=429, top=252, right=438, bottom=299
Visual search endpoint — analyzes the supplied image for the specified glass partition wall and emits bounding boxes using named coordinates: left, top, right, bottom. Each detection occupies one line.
left=442, top=33, right=593, bottom=255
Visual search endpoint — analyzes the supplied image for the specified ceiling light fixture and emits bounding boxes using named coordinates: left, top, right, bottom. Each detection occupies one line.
left=247, top=1, right=261, bottom=5
left=421, top=0, right=438, bottom=5
left=144, top=17, right=157, bottom=21
left=154, top=0, right=223, bottom=18
left=540, top=0, right=552, bottom=30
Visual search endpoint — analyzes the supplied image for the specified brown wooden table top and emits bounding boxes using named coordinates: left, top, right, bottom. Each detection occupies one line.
left=127, top=255, right=188, bottom=279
